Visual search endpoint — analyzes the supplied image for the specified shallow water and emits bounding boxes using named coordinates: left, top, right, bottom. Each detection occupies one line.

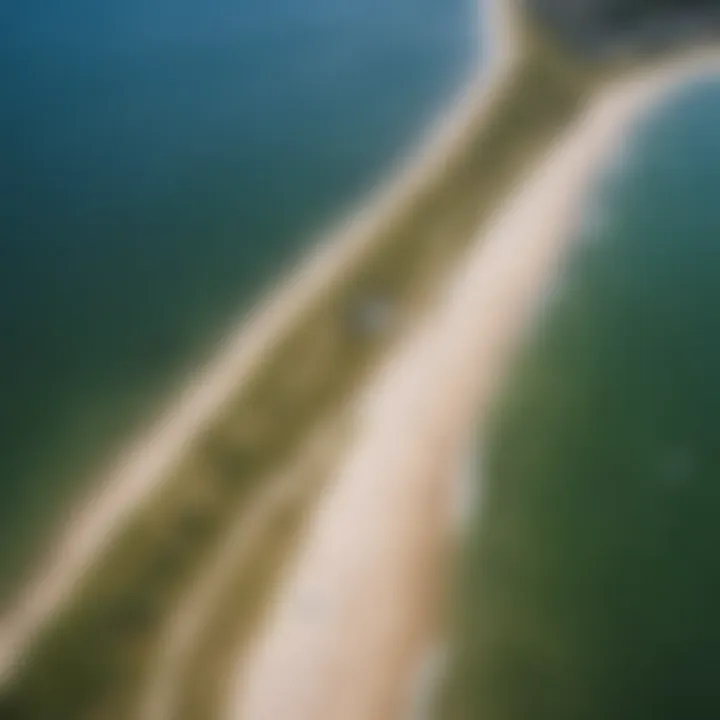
left=444, top=77, right=720, bottom=719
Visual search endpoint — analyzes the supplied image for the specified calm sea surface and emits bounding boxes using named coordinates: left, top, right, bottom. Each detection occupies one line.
left=0, top=0, right=477, bottom=595
left=444, top=77, right=720, bottom=719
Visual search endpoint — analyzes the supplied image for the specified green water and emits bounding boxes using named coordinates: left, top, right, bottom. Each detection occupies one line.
left=444, top=76, right=720, bottom=719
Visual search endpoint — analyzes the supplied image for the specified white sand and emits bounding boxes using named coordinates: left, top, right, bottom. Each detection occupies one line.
left=228, top=51, right=720, bottom=720
left=0, top=0, right=517, bottom=685
left=138, top=415, right=341, bottom=720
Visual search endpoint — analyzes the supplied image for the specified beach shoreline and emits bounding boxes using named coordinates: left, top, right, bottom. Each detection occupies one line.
left=228, top=48, right=720, bottom=720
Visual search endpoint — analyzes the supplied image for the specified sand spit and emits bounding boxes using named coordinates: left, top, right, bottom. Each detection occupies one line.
left=229, top=50, right=720, bottom=720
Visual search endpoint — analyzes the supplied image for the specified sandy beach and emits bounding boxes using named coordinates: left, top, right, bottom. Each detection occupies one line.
left=228, top=50, right=720, bottom=720
left=0, top=0, right=517, bottom=685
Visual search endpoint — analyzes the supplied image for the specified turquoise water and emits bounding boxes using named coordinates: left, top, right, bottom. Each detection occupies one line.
left=445, top=77, right=720, bottom=719
left=0, top=0, right=477, bottom=596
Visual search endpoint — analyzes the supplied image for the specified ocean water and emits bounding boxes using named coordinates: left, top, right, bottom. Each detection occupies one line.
left=445, top=77, right=720, bottom=719
left=0, top=0, right=476, bottom=596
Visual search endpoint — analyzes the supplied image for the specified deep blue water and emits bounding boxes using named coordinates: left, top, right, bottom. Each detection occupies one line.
left=0, top=0, right=476, bottom=594
left=446, top=78, right=720, bottom=719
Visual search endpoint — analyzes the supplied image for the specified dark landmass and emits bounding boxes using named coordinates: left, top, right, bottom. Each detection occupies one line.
left=526, top=0, right=720, bottom=57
